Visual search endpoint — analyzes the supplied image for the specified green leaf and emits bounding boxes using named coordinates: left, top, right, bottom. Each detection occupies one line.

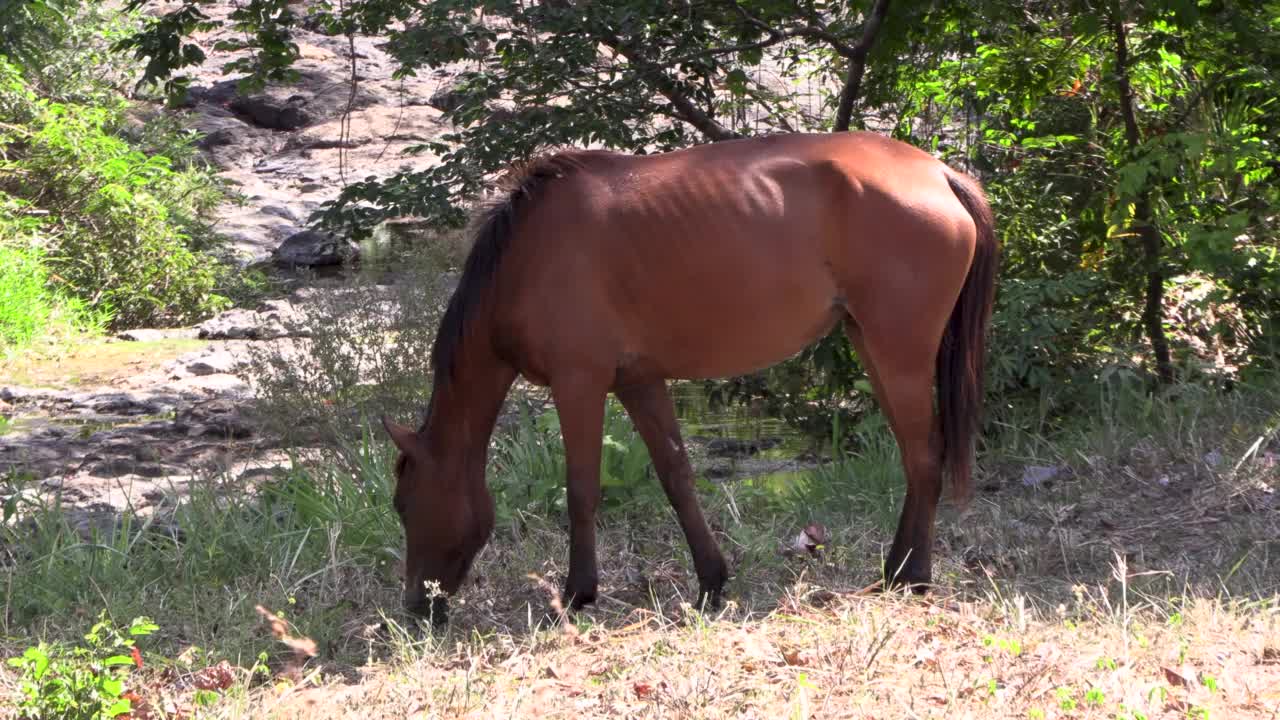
left=1158, top=48, right=1183, bottom=71
left=100, top=676, right=125, bottom=696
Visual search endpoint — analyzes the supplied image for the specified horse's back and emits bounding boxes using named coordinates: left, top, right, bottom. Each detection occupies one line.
left=494, top=133, right=980, bottom=383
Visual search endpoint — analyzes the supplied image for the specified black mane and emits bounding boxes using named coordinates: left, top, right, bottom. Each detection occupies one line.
left=429, top=151, right=596, bottom=389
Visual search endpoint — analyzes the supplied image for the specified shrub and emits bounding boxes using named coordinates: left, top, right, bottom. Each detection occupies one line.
left=244, top=255, right=453, bottom=448
left=0, top=194, right=105, bottom=354
left=0, top=57, right=229, bottom=329
left=7, top=612, right=157, bottom=720
left=0, top=0, right=232, bottom=333
left=489, top=400, right=659, bottom=526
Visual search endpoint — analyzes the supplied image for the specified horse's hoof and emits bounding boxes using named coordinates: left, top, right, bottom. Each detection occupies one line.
left=562, top=588, right=597, bottom=611
left=695, top=586, right=724, bottom=612
left=882, top=568, right=932, bottom=595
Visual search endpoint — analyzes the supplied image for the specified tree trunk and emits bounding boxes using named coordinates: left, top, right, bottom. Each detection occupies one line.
left=1112, top=11, right=1174, bottom=384
left=833, top=0, right=892, bottom=132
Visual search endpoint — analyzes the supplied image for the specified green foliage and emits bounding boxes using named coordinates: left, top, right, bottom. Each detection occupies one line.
left=0, top=0, right=83, bottom=69
left=120, top=0, right=905, bottom=236
left=0, top=59, right=228, bottom=328
left=7, top=612, right=156, bottom=720
left=261, top=429, right=401, bottom=566
left=700, top=330, right=874, bottom=446
left=117, top=0, right=1280, bottom=430
left=0, top=441, right=399, bottom=660
left=0, top=196, right=105, bottom=353
left=490, top=401, right=661, bottom=525
left=0, top=2, right=232, bottom=332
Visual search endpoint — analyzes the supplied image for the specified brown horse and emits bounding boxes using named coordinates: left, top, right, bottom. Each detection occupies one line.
left=381, top=131, right=998, bottom=623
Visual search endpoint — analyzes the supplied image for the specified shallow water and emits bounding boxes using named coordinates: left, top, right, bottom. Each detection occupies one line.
left=670, top=382, right=810, bottom=455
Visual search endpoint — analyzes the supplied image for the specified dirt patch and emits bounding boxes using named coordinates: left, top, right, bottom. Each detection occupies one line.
left=1, top=338, right=207, bottom=390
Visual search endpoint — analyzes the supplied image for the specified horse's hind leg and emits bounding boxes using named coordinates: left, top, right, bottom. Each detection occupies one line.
left=845, top=320, right=944, bottom=591
left=616, top=381, right=729, bottom=609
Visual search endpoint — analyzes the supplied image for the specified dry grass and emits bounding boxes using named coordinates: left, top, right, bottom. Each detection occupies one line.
left=216, top=586, right=1280, bottom=719
left=88, top=439, right=1276, bottom=719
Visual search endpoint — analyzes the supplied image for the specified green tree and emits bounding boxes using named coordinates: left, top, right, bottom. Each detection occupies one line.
left=117, top=0, right=1280, bottom=417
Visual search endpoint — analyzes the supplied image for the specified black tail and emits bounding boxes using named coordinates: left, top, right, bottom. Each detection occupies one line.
left=938, top=172, right=999, bottom=503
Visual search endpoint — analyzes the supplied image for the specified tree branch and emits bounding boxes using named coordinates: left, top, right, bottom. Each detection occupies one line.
left=542, top=0, right=741, bottom=142
left=600, top=37, right=742, bottom=141
left=1112, top=9, right=1173, bottom=384
left=833, top=0, right=892, bottom=132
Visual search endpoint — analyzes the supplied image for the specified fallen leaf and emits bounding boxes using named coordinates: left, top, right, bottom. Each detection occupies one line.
left=255, top=605, right=318, bottom=659
left=191, top=661, right=236, bottom=691
left=913, top=646, right=937, bottom=669
left=633, top=682, right=655, bottom=699
left=781, top=647, right=808, bottom=666
left=1162, top=665, right=1198, bottom=689
left=131, top=646, right=143, bottom=669
left=783, top=523, right=829, bottom=557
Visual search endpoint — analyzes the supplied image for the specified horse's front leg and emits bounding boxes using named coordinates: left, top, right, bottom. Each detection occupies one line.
left=616, top=380, right=729, bottom=609
left=551, top=378, right=608, bottom=610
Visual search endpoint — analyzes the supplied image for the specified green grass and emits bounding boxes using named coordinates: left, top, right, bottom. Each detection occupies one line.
left=1, top=375, right=1277, bottom=716
left=0, top=236, right=105, bottom=358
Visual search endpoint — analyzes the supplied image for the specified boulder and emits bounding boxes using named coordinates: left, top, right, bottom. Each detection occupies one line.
left=174, top=399, right=254, bottom=439
left=229, top=95, right=313, bottom=131
left=427, top=81, right=467, bottom=113
left=274, top=230, right=359, bottom=267
left=185, top=348, right=241, bottom=377
left=196, top=309, right=292, bottom=341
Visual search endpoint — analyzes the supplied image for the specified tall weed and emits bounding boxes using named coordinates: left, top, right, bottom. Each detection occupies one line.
left=245, top=267, right=451, bottom=447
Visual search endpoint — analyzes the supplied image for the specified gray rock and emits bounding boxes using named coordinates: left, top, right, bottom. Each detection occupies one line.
left=274, top=230, right=359, bottom=267
left=704, top=437, right=781, bottom=458
left=428, top=82, right=467, bottom=113
left=186, top=349, right=241, bottom=376
left=74, top=394, right=158, bottom=416
left=174, top=399, right=253, bottom=439
left=229, top=95, right=313, bottom=131
left=196, top=308, right=293, bottom=341
left=186, top=79, right=240, bottom=107
left=260, top=205, right=299, bottom=222
left=85, top=457, right=174, bottom=479
left=196, top=127, right=238, bottom=149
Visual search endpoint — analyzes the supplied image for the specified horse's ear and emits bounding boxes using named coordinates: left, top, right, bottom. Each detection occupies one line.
left=381, top=415, right=419, bottom=455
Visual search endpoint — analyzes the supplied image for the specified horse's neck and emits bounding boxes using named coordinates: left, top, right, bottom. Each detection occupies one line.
left=423, top=346, right=516, bottom=469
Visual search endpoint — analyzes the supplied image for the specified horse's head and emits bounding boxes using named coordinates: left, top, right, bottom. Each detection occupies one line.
left=381, top=415, right=494, bottom=625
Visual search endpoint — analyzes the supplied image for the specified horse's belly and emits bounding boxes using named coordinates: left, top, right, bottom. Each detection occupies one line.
left=639, top=273, right=845, bottom=381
